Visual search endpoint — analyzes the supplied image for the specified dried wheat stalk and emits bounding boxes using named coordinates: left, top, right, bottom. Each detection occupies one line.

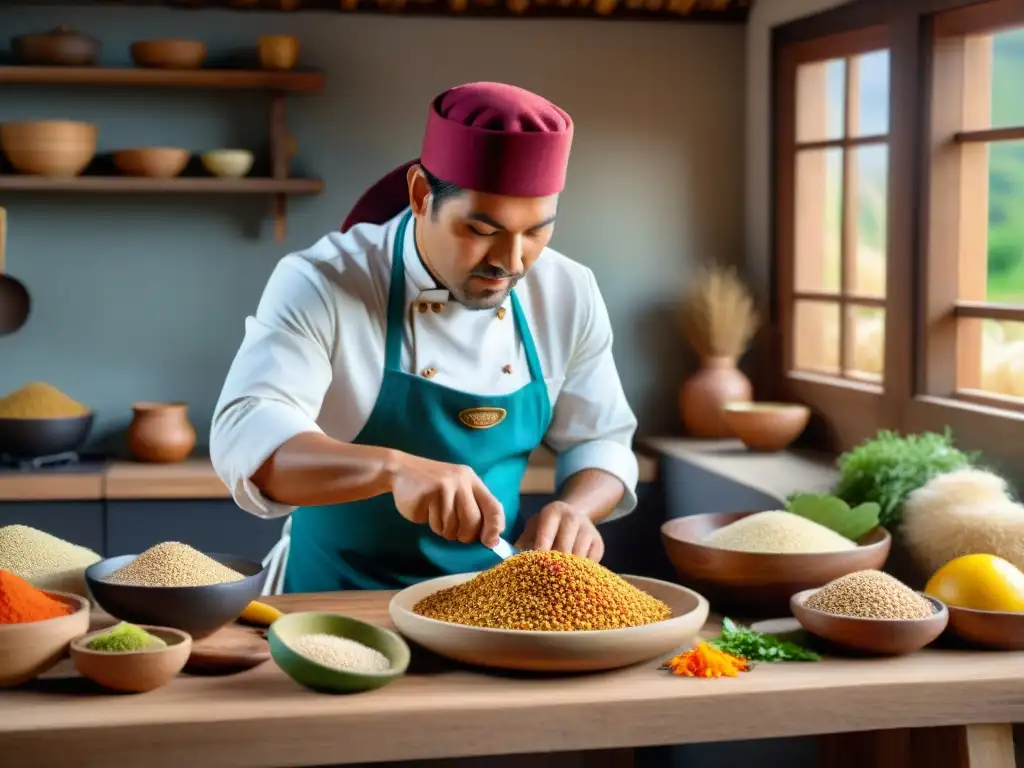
left=679, top=263, right=759, bottom=359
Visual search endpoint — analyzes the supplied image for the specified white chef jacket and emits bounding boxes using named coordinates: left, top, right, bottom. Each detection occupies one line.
left=210, top=209, right=639, bottom=594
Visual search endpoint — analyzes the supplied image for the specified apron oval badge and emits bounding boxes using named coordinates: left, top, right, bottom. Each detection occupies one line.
left=458, top=407, right=507, bottom=430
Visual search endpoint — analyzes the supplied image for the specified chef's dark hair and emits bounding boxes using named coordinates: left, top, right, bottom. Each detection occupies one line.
left=421, top=166, right=463, bottom=215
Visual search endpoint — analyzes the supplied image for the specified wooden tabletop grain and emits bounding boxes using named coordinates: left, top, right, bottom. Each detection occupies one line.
left=1, top=590, right=1022, bottom=768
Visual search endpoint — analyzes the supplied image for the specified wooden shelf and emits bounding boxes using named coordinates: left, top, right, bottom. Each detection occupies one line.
left=0, top=66, right=326, bottom=92
left=0, top=176, right=324, bottom=195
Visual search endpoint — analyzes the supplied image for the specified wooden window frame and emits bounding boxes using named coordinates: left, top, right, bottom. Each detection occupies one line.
left=771, top=0, right=1024, bottom=474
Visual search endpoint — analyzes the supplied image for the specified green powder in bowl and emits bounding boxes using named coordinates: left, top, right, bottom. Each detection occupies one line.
left=86, top=622, right=168, bottom=653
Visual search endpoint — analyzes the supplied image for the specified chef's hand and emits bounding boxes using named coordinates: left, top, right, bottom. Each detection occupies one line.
left=515, top=501, right=605, bottom=562
left=389, top=452, right=505, bottom=547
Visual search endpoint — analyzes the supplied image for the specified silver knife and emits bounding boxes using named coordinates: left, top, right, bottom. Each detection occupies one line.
left=488, top=537, right=518, bottom=561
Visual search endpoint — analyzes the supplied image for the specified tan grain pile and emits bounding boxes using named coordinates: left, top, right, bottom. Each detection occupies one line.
left=702, top=511, right=857, bottom=554
left=806, top=570, right=934, bottom=620
left=412, top=550, right=671, bottom=631
left=0, top=382, right=90, bottom=419
left=104, top=541, right=243, bottom=587
left=292, top=633, right=390, bottom=672
left=0, top=524, right=100, bottom=596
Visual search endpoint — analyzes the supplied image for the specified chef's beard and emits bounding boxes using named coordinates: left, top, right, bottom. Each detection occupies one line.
left=454, top=268, right=523, bottom=310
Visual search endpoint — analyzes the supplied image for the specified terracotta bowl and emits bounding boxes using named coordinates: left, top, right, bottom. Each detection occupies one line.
left=130, top=39, right=207, bottom=69
left=201, top=149, right=253, bottom=178
left=945, top=605, right=1024, bottom=650
left=0, top=120, right=97, bottom=177
left=660, top=511, right=892, bottom=617
left=0, top=591, right=91, bottom=688
left=790, top=589, right=948, bottom=655
left=113, top=148, right=190, bottom=179
left=722, top=402, right=811, bottom=452
left=71, top=625, right=191, bottom=693
left=389, top=573, right=709, bottom=673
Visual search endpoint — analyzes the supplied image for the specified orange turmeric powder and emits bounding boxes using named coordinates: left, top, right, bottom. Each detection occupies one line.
left=663, top=642, right=749, bottom=678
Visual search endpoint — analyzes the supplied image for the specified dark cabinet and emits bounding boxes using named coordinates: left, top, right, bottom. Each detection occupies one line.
left=105, top=500, right=286, bottom=563
left=0, top=502, right=106, bottom=555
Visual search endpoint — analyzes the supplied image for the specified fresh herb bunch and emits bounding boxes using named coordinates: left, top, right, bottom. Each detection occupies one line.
left=785, top=493, right=880, bottom=541
left=708, top=618, right=819, bottom=662
left=834, top=429, right=978, bottom=528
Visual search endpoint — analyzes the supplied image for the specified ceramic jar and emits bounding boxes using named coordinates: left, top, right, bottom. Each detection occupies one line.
left=127, top=402, right=196, bottom=463
left=258, top=35, right=299, bottom=71
left=679, top=356, right=753, bottom=438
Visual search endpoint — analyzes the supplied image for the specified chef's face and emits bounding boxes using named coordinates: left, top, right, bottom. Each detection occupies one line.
left=409, top=166, right=558, bottom=310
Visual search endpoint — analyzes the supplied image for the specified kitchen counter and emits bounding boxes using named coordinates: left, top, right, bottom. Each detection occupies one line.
left=1, top=591, right=1019, bottom=768
left=0, top=448, right=659, bottom=502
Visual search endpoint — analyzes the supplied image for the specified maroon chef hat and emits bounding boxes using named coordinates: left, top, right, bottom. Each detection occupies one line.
left=341, top=82, right=574, bottom=233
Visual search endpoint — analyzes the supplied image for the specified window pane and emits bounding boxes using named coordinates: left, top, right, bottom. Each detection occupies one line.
left=794, top=299, right=840, bottom=375
left=796, top=58, right=845, bottom=143
left=987, top=140, right=1024, bottom=303
left=847, top=305, right=885, bottom=382
left=991, top=27, right=1024, bottom=129
left=794, top=148, right=843, bottom=293
left=850, top=144, right=888, bottom=297
left=852, top=50, right=890, bottom=136
left=978, top=319, right=1024, bottom=399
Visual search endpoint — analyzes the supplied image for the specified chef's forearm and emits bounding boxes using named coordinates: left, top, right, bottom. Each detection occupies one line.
left=250, top=432, right=399, bottom=507
left=556, top=469, right=626, bottom=524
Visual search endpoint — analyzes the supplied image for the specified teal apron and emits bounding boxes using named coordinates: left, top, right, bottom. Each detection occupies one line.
left=283, top=211, right=552, bottom=592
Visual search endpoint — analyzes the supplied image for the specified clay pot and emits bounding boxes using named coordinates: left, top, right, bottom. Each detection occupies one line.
left=679, top=356, right=752, bottom=438
left=258, top=35, right=299, bottom=71
left=127, top=402, right=196, bottom=463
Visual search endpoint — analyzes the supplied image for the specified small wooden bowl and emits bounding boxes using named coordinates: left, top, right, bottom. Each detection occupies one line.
left=113, top=148, right=190, bottom=179
left=945, top=605, right=1024, bottom=650
left=722, top=402, right=811, bottom=452
left=790, top=589, right=948, bottom=655
left=130, top=39, right=207, bottom=69
left=71, top=625, right=192, bottom=693
left=661, top=511, right=891, bottom=617
left=0, top=591, right=91, bottom=688
left=258, top=35, right=299, bottom=71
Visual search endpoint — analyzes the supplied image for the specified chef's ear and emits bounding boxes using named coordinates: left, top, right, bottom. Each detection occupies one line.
left=408, top=165, right=431, bottom=217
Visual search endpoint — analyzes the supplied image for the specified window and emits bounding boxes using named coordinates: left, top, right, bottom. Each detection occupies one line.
left=773, top=0, right=1024, bottom=466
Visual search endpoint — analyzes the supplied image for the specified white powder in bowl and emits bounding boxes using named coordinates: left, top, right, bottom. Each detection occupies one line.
left=292, top=633, right=391, bottom=673
left=702, top=511, right=857, bottom=554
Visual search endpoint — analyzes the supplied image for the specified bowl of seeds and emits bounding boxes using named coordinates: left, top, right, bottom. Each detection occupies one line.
left=388, top=550, right=710, bottom=672
left=85, top=542, right=267, bottom=639
left=661, top=511, right=892, bottom=617
left=790, top=570, right=948, bottom=655
left=268, top=612, right=410, bottom=694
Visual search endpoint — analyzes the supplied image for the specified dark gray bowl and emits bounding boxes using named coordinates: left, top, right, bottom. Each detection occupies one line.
left=0, top=414, right=93, bottom=458
left=85, top=553, right=268, bottom=639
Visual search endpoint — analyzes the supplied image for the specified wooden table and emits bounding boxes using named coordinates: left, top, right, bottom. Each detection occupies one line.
left=0, top=590, right=1020, bottom=768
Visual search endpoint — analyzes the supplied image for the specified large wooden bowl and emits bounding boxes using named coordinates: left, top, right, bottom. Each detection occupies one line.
left=389, top=573, right=709, bottom=673
left=661, top=511, right=892, bottom=617
left=791, top=589, right=948, bottom=655
left=0, top=120, right=97, bottom=177
left=113, top=148, right=189, bottom=178
left=0, top=591, right=90, bottom=687
left=946, top=605, right=1024, bottom=650
left=130, top=39, right=207, bottom=69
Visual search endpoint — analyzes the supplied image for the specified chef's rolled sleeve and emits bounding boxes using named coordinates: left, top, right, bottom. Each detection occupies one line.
left=545, top=267, right=639, bottom=522
left=210, top=256, right=336, bottom=519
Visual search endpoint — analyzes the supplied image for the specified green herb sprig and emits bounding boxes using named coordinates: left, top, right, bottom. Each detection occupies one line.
left=833, top=429, right=978, bottom=528
left=708, top=618, right=819, bottom=662
left=785, top=493, right=880, bottom=541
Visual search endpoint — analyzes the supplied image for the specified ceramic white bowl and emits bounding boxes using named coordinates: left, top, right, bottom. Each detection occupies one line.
left=201, top=149, right=253, bottom=178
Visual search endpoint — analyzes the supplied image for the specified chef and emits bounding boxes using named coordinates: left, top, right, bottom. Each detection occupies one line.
left=210, top=81, right=639, bottom=595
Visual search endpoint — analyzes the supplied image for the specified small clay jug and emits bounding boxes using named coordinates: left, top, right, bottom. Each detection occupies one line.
left=679, top=356, right=753, bottom=438
left=127, top=402, right=196, bottom=463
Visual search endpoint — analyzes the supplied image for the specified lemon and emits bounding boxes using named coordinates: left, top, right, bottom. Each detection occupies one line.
left=924, top=554, right=1024, bottom=612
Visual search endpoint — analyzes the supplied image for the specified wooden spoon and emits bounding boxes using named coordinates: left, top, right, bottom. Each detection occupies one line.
left=0, top=207, right=31, bottom=335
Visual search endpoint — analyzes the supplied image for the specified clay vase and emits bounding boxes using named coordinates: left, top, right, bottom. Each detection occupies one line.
left=679, top=356, right=753, bottom=438
left=127, top=402, right=196, bottom=463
